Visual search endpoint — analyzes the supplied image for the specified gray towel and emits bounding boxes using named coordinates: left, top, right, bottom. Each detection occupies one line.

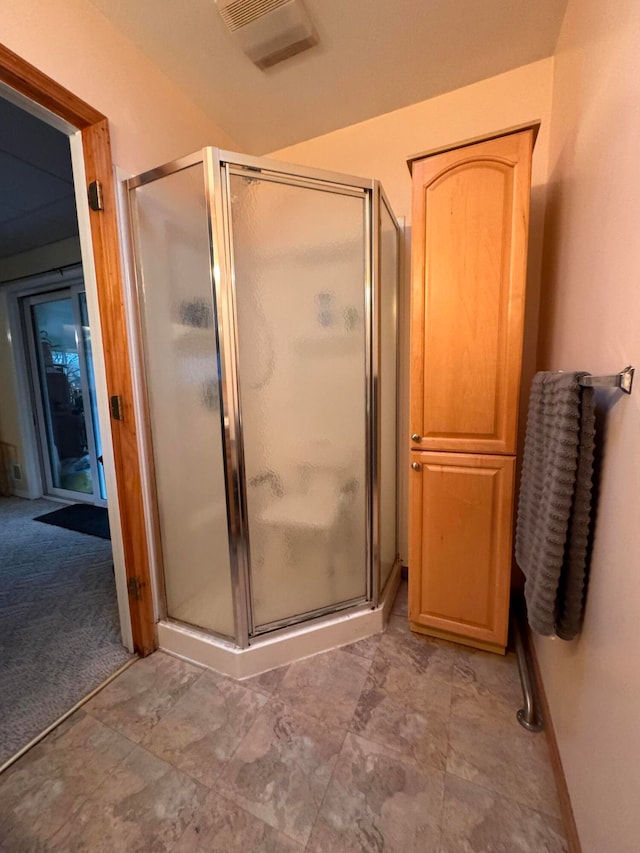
left=515, top=371, right=596, bottom=639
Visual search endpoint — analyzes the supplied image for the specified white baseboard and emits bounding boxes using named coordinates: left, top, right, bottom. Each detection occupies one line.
left=159, top=561, right=402, bottom=679
left=10, top=487, right=32, bottom=500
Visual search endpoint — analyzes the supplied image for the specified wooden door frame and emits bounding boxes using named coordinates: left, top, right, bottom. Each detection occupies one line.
left=0, top=43, right=156, bottom=655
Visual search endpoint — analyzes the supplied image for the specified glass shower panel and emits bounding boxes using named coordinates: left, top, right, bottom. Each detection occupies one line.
left=228, top=173, right=368, bottom=629
left=130, top=164, right=234, bottom=637
left=379, top=199, right=399, bottom=590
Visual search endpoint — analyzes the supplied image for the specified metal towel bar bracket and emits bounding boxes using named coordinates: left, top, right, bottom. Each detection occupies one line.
left=579, top=365, right=634, bottom=394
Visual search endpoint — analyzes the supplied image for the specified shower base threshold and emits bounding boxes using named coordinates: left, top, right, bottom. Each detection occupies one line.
left=158, top=563, right=401, bottom=680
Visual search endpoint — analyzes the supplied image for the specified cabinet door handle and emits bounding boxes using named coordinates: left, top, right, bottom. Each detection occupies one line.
left=411, top=462, right=421, bottom=471
left=411, top=433, right=421, bottom=442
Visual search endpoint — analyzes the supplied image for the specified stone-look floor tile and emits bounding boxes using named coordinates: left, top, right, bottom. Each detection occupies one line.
left=276, top=649, right=371, bottom=729
left=142, top=671, right=269, bottom=788
left=307, top=733, right=444, bottom=853
left=47, top=745, right=207, bottom=852
left=351, top=657, right=452, bottom=770
left=0, top=711, right=134, bottom=850
left=391, top=579, right=408, bottom=617
left=340, top=632, right=382, bottom=661
left=174, top=789, right=304, bottom=852
left=241, top=665, right=290, bottom=696
left=440, top=773, right=567, bottom=852
left=447, top=686, right=561, bottom=819
left=386, top=618, right=413, bottom=637
left=453, top=647, right=522, bottom=704
left=376, top=618, right=456, bottom=683
left=219, top=699, right=345, bottom=845
left=84, top=651, right=203, bottom=743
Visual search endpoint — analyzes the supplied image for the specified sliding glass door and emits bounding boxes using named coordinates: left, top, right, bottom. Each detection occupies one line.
left=24, top=285, right=105, bottom=505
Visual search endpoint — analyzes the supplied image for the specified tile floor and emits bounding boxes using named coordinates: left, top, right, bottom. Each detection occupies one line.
left=0, top=581, right=567, bottom=852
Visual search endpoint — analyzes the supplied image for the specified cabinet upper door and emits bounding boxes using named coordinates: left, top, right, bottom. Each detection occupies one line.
left=410, top=128, right=535, bottom=454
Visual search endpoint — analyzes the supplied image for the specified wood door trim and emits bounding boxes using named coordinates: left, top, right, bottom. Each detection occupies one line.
left=0, top=43, right=156, bottom=654
left=0, top=44, right=104, bottom=127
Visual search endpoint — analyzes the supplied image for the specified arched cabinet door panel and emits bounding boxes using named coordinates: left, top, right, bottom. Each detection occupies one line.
left=410, top=128, right=535, bottom=456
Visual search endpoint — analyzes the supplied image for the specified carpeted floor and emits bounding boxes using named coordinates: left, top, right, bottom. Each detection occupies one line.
left=0, top=496, right=133, bottom=766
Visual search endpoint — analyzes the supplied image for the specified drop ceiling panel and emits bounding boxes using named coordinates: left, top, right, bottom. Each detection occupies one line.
left=0, top=195, right=78, bottom=258
left=0, top=96, right=78, bottom=263
left=0, top=97, right=73, bottom=182
left=0, top=152, right=73, bottom=213
left=0, top=200, right=22, bottom=225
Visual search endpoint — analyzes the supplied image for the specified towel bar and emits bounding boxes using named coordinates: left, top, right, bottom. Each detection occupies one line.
left=579, top=365, right=634, bottom=394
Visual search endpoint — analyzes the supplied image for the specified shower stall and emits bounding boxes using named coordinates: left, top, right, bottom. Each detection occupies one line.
left=127, top=149, right=400, bottom=676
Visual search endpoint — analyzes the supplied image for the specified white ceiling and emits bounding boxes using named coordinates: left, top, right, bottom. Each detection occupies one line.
left=87, top=0, right=567, bottom=153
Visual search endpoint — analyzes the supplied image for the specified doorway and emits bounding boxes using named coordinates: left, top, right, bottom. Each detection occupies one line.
left=0, top=89, right=133, bottom=767
left=0, top=42, right=156, bottom=664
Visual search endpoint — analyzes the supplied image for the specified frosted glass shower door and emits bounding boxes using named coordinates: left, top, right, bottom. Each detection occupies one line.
left=228, top=171, right=369, bottom=630
left=129, top=162, right=234, bottom=637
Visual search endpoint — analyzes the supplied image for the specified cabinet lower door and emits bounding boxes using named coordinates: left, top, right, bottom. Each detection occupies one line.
left=409, top=451, right=515, bottom=652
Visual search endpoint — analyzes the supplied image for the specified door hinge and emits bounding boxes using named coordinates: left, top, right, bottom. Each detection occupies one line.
left=88, top=180, right=104, bottom=211
left=110, top=394, right=123, bottom=421
left=127, top=576, right=146, bottom=601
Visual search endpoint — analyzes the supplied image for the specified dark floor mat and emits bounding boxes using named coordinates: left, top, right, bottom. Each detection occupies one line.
left=34, top=504, right=110, bottom=540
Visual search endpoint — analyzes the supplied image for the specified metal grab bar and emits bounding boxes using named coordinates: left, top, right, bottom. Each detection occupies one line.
left=511, top=599, right=544, bottom=733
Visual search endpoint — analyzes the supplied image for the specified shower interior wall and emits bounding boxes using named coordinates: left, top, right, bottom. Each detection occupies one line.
left=127, top=149, right=400, bottom=664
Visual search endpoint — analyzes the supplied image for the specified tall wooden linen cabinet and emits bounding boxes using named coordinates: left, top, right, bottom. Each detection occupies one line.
left=407, top=123, right=539, bottom=654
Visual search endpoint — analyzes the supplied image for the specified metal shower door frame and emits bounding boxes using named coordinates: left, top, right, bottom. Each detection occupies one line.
left=377, top=184, right=402, bottom=586
left=204, top=148, right=380, bottom=645
left=126, top=147, right=400, bottom=649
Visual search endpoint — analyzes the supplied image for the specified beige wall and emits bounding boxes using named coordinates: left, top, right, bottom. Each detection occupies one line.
left=2, top=0, right=241, bottom=173
left=0, top=237, right=81, bottom=284
left=271, top=58, right=555, bottom=562
left=535, top=1, right=640, bottom=850
left=0, top=289, right=27, bottom=495
left=270, top=58, right=554, bottom=227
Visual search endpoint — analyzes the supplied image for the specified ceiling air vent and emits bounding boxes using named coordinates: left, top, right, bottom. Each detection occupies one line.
left=215, top=0, right=318, bottom=69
